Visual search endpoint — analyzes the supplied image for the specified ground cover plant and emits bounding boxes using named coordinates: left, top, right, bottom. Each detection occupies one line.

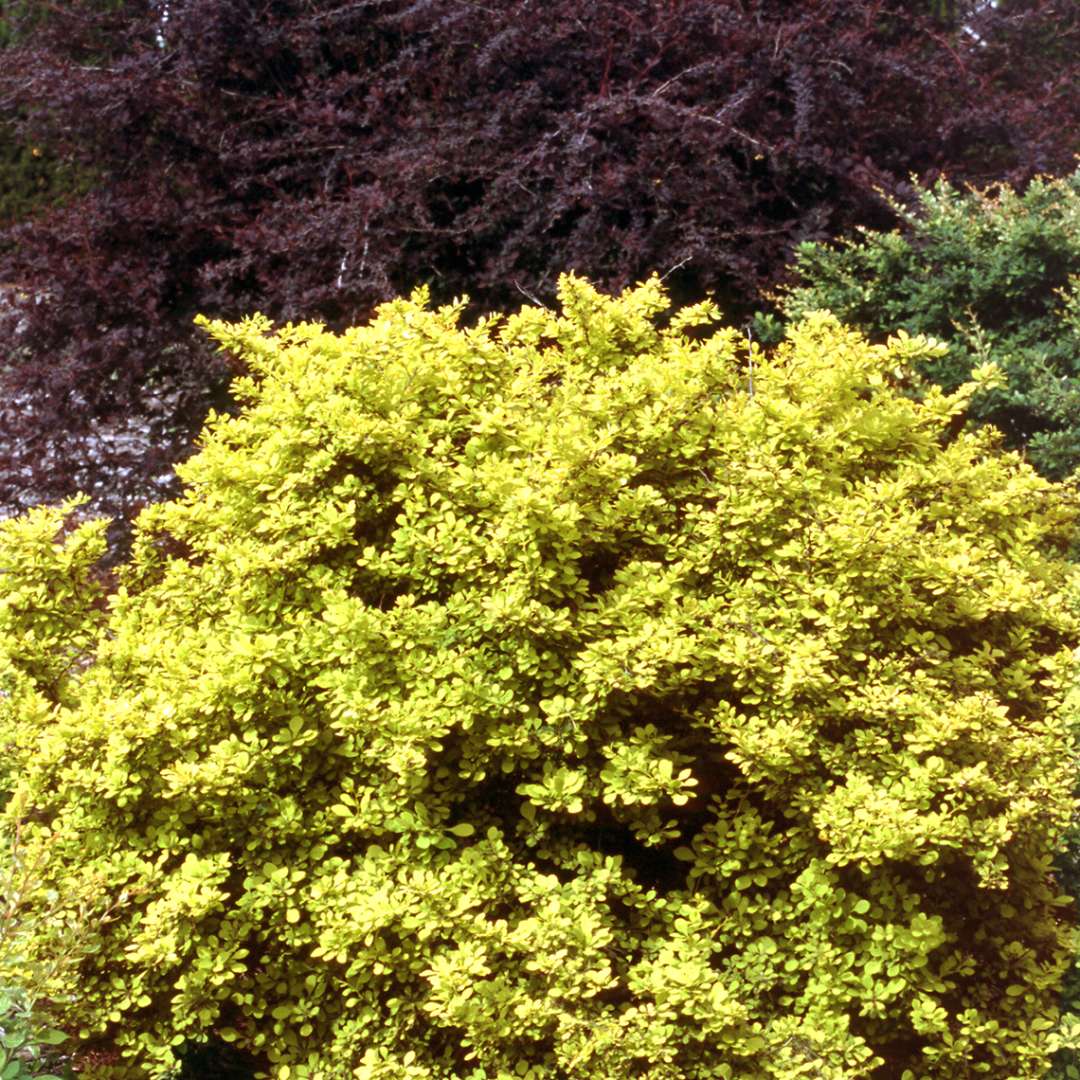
left=0, top=0, right=1077, bottom=522
left=775, top=169, right=1080, bottom=480
left=2, top=278, right=1080, bottom=1077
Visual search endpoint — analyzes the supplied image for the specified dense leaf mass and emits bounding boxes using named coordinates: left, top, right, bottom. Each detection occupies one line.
left=777, top=171, right=1080, bottom=480
left=0, top=0, right=1077, bottom=519
left=2, top=280, right=1079, bottom=1078
left=0, top=130, right=85, bottom=230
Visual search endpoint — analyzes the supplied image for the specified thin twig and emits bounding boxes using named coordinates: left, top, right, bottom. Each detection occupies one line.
left=660, top=256, right=692, bottom=282
left=513, top=280, right=549, bottom=309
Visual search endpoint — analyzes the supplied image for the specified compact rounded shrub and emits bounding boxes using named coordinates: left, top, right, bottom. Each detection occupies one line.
left=3, top=277, right=1080, bottom=1078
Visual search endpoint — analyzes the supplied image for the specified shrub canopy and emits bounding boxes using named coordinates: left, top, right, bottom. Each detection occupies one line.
left=776, top=171, right=1080, bottom=480
left=2, top=278, right=1080, bottom=1078
left=1, top=0, right=1077, bottom=520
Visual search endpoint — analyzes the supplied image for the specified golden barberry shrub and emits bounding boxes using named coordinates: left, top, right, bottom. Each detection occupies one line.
left=3, top=277, right=1079, bottom=1079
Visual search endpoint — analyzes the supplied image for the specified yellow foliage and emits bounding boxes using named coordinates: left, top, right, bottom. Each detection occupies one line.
left=1, top=277, right=1078, bottom=1077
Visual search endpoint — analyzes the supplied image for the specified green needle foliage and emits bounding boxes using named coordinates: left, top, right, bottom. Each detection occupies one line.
left=2, top=277, right=1080, bottom=1078
left=774, top=169, right=1080, bottom=481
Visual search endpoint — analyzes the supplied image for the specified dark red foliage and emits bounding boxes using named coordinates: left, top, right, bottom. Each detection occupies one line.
left=1, top=0, right=1077, bottom=523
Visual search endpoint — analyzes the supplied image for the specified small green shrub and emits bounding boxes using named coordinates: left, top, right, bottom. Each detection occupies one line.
left=773, top=169, right=1080, bottom=480
left=0, top=821, right=74, bottom=1080
left=0, top=792, right=113, bottom=1080
left=3, top=278, right=1080, bottom=1078
left=0, top=984, right=69, bottom=1080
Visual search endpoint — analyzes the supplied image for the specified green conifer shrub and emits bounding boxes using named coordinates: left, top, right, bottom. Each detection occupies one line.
left=773, top=169, right=1080, bottom=481
left=3, top=277, right=1080, bottom=1078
